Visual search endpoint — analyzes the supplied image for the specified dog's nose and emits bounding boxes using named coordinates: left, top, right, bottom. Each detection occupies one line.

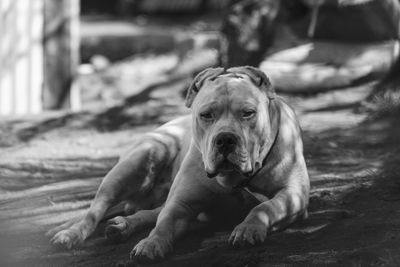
left=215, top=132, right=238, bottom=155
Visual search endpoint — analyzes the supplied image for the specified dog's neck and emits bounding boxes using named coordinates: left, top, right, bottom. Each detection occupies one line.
left=258, top=99, right=280, bottom=167
left=234, top=99, right=280, bottom=189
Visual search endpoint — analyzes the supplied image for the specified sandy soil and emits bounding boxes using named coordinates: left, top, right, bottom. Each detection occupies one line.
left=2, top=80, right=400, bottom=267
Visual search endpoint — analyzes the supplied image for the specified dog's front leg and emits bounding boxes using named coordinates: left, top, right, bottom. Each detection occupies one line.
left=229, top=184, right=308, bottom=246
left=130, top=200, right=195, bottom=262
left=131, top=144, right=212, bottom=262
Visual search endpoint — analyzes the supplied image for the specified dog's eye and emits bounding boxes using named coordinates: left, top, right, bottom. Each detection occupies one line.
left=242, top=110, right=256, bottom=119
left=200, top=112, right=214, bottom=120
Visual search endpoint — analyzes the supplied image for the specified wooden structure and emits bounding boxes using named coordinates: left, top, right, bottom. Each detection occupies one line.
left=0, top=0, right=44, bottom=115
left=0, top=0, right=79, bottom=115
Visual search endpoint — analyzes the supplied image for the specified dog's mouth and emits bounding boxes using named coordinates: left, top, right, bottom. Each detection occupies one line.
left=206, top=159, right=235, bottom=178
left=206, top=158, right=252, bottom=178
left=206, top=158, right=255, bottom=189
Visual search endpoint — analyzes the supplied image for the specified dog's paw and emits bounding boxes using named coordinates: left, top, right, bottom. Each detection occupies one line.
left=46, top=219, right=78, bottom=237
left=130, top=236, right=172, bottom=263
left=50, top=228, right=84, bottom=249
left=228, top=221, right=267, bottom=247
left=105, top=216, right=131, bottom=242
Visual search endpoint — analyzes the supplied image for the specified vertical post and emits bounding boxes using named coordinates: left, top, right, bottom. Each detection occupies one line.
left=0, top=0, right=17, bottom=115
left=29, top=0, right=45, bottom=114
left=43, top=0, right=79, bottom=110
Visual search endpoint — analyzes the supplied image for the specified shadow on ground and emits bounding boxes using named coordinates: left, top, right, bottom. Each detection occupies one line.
left=2, top=84, right=400, bottom=267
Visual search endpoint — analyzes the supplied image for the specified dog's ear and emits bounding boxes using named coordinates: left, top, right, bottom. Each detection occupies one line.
left=227, top=66, right=275, bottom=100
left=185, top=67, right=225, bottom=108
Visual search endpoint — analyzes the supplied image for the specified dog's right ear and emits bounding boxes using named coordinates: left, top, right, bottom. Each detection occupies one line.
left=185, top=67, right=225, bottom=108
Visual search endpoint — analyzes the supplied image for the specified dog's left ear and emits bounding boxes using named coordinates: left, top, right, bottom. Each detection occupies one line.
left=228, top=66, right=275, bottom=100
left=185, top=67, right=225, bottom=108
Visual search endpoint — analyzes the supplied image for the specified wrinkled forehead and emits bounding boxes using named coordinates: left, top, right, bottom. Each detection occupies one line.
left=195, top=73, right=265, bottom=108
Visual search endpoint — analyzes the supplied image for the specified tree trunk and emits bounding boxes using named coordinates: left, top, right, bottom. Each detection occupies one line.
left=43, top=0, right=80, bottom=110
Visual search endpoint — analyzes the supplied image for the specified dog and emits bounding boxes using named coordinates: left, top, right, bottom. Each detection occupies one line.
left=49, top=66, right=310, bottom=262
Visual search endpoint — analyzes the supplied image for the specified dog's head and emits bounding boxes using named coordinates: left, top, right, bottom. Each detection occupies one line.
left=186, top=66, right=276, bottom=187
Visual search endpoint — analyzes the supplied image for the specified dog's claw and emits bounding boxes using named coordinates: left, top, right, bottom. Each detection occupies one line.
left=229, top=222, right=267, bottom=247
left=51, top=229, right=83, bottom=249
left=130, top=236, right=171, bottom=263
left=105, top=216, right=131, bottom=242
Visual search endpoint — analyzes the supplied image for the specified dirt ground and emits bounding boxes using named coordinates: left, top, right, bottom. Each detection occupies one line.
left=2, top=80, right=400, bottom=267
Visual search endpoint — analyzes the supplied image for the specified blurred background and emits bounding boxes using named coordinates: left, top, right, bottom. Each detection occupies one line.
left=1, top=0, right=399, bottom=116
left=2, top=0, right=400, bottom=266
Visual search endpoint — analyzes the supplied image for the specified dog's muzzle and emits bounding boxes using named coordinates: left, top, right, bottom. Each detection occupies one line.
left=214, top=132, right=239, bottom=157
left=205, top=132, right=249, bottom=178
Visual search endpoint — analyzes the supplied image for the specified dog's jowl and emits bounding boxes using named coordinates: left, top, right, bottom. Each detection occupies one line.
left=49, top=66, right=310, bottom=263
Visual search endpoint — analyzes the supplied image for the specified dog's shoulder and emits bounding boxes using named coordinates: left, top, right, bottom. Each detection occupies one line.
left=274, top=97, right=302, bottom=139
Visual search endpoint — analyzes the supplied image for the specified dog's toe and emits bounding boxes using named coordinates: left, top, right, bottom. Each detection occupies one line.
left=51, top=229, right=83, bottom=249
left=130, top=236, right=170, bottom=263
left=229, top=222, right=267, bottom=247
